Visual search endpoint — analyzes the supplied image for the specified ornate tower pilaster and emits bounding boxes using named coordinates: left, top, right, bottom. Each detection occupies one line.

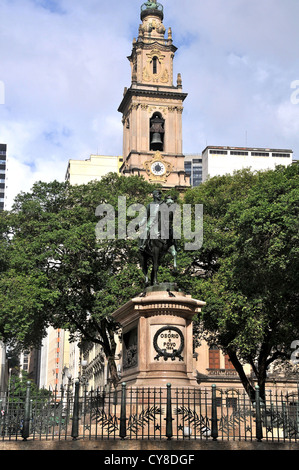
left=118, top=1, right=190, bottom=189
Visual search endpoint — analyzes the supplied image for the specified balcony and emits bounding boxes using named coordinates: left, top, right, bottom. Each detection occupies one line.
left=207, top=368, right=239, bottom=377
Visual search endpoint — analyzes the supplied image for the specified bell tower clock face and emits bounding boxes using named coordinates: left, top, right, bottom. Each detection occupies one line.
left=144, top=151, right=172, bottom=183
left=151, top=161, right=165, bottom=176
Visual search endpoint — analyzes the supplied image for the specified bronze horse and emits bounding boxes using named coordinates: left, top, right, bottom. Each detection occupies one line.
left=139, top=236, right=177, bottom=286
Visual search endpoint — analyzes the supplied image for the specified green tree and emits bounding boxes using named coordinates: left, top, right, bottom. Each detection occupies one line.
left=0, top=174, right=163, bottom=386
left=185, top=165, right=299, bottom=401
left=2, top=166, right=298, bottom=399
left=7, top=370, right=51, bottom=402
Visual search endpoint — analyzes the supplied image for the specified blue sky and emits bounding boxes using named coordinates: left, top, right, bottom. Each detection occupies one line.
left=0, top=0, right=299, bottom=208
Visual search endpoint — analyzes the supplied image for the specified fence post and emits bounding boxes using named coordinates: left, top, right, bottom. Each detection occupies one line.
left=71, top=381, right=80, bottom=440
left=120, top=382, right=127, bottom=439
left=211, top=384, right=218, bottom=441
left=165, top=383, right=173, bottom=440
left=22, top=381, right=31, bottom=441
left=255, top=385, right=263, bottom=442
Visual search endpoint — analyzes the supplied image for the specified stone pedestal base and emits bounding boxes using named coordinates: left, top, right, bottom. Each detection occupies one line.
left=112, top=283, right=205, bottom=388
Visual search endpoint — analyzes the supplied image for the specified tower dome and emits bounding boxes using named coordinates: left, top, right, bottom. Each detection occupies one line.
left=140, top=1, right=164, bottom=21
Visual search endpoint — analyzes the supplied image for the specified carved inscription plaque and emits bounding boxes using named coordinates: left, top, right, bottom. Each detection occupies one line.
left=153, top=326, right=184, bottom=362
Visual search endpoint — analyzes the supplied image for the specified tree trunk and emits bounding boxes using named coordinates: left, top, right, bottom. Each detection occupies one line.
left=99, top=319, right=120, bottom=389
left=107, top=356, right=120, bottom=389
left=257, top=375, right=266, bottom=402
left=226, top=348, right=256, bottom=402
left=227, top=347, right=271, bottom=402
left=256, top=355, right=269, bottom=402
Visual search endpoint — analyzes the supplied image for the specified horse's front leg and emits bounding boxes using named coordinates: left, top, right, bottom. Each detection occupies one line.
left=151, top=250, right=159, bottom=285
left=140, top=253, right=149, bottom=286
left=144, top=260, right=150, bottom=286
left=173, top=253, right=177, bottom=270
left=169, top=245, right=177, bottom=272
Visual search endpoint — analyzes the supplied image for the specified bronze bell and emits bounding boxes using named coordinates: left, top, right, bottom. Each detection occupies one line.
left=150, top=114, right=164, bottom=150
left=151, top=132, right=163, bottom=145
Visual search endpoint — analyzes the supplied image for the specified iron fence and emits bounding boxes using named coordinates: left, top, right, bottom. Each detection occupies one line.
left=0, top=382, right=298, bottom=442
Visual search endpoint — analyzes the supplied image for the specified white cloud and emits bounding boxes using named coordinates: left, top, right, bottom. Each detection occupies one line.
left=276, top=101, right=299, bottom=138
left=0, top=0, right=298, bottom=208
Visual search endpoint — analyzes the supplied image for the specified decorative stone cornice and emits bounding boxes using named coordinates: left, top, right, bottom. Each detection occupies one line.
left=118, top=86, right=187, bottom=114
left=112, top=289, right=206, bottom=328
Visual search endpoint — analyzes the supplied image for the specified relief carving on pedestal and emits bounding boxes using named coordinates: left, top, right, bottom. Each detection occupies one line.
left=123, top=328, right=138, bottom=370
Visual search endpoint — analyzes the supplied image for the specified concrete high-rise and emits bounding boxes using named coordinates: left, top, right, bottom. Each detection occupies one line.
left=202, top=146, right=293, bottom=182
left=65, top=154, right=123, bottom=185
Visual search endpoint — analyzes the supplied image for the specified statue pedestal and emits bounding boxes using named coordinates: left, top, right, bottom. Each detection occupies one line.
left=112, top=283, right=205, bottom=387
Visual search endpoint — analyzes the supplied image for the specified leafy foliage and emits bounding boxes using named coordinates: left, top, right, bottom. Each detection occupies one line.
left=0, top=174, right=161, bottom=384
left=184, top=165, right=299, bottom=399
left=0, top=165, right=298, bottom=397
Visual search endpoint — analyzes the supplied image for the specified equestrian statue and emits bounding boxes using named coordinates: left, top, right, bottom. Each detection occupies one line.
left=136, top=190, right=178, bottom=286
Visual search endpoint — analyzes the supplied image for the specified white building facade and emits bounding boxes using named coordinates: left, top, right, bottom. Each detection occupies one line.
left=202, top=146, right=293, bottom=182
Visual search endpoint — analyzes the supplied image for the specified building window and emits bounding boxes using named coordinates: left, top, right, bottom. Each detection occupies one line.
left=225, top=354, right=235, bottom=370
left=226, top=397, right=238, bottom=409
left=272, top=153, right=290, bottom=158
left=251, top=152, right=269, bottom=157
left=230, top=151, right=248, bottom=156
left=209, top=345, right=220, bottom=369
left=152, top=57, right=158, bottom=75
left=184, top=162, right=191, bottom=176
left=210, top=150, right=228, bottom=155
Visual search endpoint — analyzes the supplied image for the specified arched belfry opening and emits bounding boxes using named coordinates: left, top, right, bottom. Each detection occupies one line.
left=152, top=56, right=158, bottom=75
left=152, top=56, right=160, bottom=75
left=150, top=112, right=165, bottom=151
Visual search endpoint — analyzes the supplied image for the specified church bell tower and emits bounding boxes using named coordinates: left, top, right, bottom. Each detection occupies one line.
left=118, top=0, right=189, bottom=189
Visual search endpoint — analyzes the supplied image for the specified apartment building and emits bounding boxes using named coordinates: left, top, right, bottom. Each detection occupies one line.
left=66, top=154, right=123, bottom=185
left=202, top=146, right=293, bottom=182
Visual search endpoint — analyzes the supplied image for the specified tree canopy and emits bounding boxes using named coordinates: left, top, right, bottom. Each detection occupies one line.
left=184, top=164, right=299, bottom=400
left=0, top=165, right=298, bottom=397
left=0, top=173, right=180, bottom=385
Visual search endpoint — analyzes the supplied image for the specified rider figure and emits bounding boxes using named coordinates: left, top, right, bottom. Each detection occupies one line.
left=138, top=189, right=163, bottom=253
left=137, top=190, right=178, bottom=253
